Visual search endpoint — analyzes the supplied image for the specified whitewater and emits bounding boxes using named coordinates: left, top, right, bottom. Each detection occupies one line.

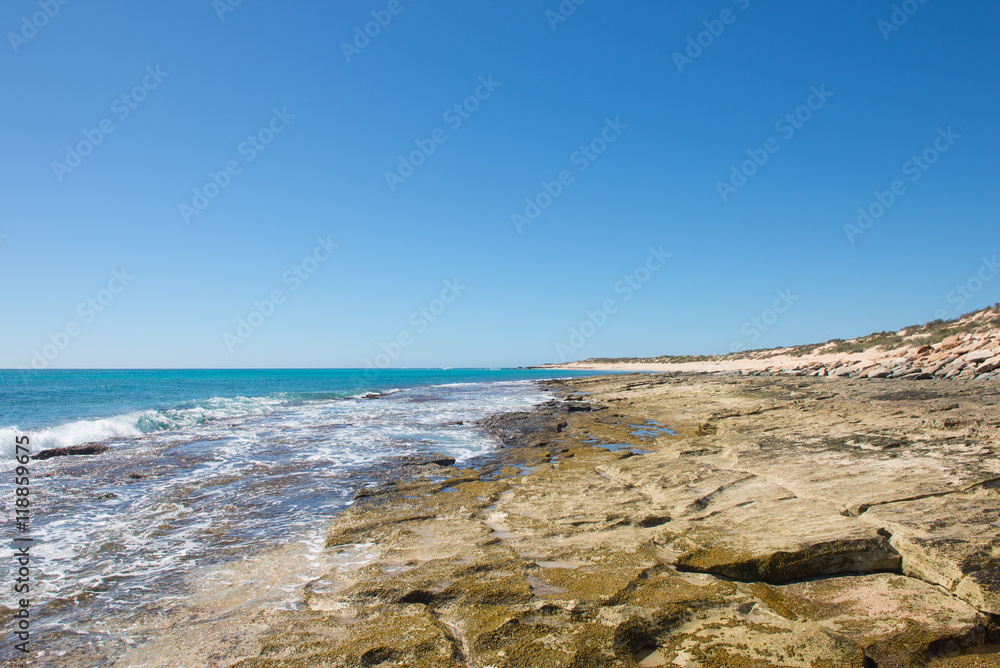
left=0, top=368, right=593, bottom=664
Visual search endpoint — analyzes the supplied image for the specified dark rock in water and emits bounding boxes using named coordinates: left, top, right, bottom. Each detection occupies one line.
left=442, top=420, right=464, bottom=426
left=352, top=486, right=381, bottom=500
left=361, top=392, right=389, bottom=399
left=32, top=443, right=110, bottom=460
left=97, top=492, right=118, bottom=500
left=424, top=457, right=456, bottom=467
left=479, top=398, right=609, bottom=447
left=480, top=411, right=567, bottom=447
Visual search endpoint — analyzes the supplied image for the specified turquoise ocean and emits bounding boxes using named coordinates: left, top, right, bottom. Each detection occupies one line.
left=0, top=368, right=600, bottom=663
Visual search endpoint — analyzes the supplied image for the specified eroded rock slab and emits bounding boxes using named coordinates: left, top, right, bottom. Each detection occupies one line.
left=861, top=485, right=1000, bottom=610
left=205, top=374, right=1000, bottom=668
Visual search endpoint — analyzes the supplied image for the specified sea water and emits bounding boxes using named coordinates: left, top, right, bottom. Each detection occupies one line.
left=0, top=368, right=596, bottom=664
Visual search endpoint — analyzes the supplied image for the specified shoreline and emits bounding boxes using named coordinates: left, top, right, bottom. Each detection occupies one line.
left=119, top=372, right=1000, bottom=668
left=4, top=375, right=567, bottom=668
left=537, top=317, right=1000, bottom=381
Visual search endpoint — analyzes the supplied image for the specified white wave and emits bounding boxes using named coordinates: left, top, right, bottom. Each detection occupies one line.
left=0, top=378, right=558, bottom=622
left=2, top=395, right=289, bottom=456
left=431, top=379, right=536, bottom=389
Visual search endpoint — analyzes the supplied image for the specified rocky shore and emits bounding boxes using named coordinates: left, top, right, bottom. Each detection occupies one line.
left=736, top=330, right=1000, bottom=381
left=547, top=306, right=1000, bottom=382
left=154, top=372, right=1000, bottom=668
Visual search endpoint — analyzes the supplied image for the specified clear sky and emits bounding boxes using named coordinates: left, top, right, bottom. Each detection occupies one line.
left=1, top=0, right=998, bottom=369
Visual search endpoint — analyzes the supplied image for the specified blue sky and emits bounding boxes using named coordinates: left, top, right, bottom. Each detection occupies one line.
left=1, top=0, right=998, bottom=369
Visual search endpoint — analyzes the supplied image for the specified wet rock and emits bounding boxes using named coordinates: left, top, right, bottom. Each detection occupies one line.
left=479, top=410, right=567, bottom=447
left=33, top=443, right=110, bottom=460
left=423, top=456, right=456, bottom=467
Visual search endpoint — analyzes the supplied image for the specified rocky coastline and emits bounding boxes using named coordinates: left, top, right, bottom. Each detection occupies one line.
left=546, top=306, right=1000, bottom=382
left=161, top=371, right=1000, bottom=668
left=734, top=330, right=1000, bottom=381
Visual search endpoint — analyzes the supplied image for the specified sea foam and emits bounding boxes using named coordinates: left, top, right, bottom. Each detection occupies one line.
left=2, top=394, right=290, bottom=456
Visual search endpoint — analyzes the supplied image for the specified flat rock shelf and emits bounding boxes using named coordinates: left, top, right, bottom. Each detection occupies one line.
left=111, top=373, right=1000, bottom=668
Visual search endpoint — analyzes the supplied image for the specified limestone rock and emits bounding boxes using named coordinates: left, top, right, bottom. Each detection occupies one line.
left=967, top=350, right=995, bottom=364
left=219, top=373, right=1000, bottom=668
left=955, top=568, right=1000, bottom=615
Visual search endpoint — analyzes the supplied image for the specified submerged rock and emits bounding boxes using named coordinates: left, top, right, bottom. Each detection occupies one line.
left=32, top=443, right=110, bottom=460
